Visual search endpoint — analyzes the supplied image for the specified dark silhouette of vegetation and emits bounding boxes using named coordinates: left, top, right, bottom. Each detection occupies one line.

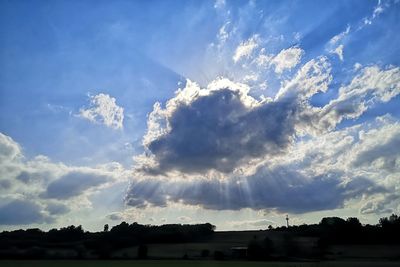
left=213, top=250, right=225, bottom=260
left=0, top=215, right=399, bottom=260
left=247, top=236, right=265, bottom=260
left=201, top=249, right=210, bottom=258
left=137, top=244, right=148, bottom=259
left=0, top=222, right=215, bottom=259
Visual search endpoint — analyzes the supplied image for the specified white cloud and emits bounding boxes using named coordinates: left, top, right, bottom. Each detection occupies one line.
left=354, top=63, right=363, bottom=71
left=0, top=132, right=22, bottom=164
left=333, top=44, right=344, bottom=61
left=327, top=26, right=350, bottom=61
left=329, top=25, right=350, bottom=45
left=233, top=35, right=259, bottom=63
left=270, top=47, right=304, bottom=74
left=313, top=65, right=400, bottom=131
left=79, top=93, right=124, bottom=129
left=276, top=56, right=332, bottom=100
left=361, top=0, right=387, bottom=27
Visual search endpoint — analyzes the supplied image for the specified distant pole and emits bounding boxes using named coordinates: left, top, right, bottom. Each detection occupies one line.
left=286, top=215, right=289, bottom=228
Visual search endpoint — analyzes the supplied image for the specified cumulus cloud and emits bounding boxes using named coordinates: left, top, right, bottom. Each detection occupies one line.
left=270, top=47, right=304, bottom=74
left=128, top=118, right=392, bottom=212
left=0, top=132, right=21, bottom=163
left=126, top=52, right=400, bottom=215
left=0, top=132, right=129, bottom=225
left=79, top=93, right=124, bottom=129
left=0, top=199, right=53, bottom=225
left=140, top=78, right=299, bottom=174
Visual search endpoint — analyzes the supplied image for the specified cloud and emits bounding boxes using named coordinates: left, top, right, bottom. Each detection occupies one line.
left=0, top=132, right=21, bottom=164
left=214, top=0, right=225, bottom=9
left=270, top=47, right=304, bottom=74
left=107, top=212, right=123, bottom=221
left=126, top=166, right=384, bottom=213
left=230, top=219, right=275, bottom=229
left=276, top=56, right=332, bottom=100
left=311, top=65, right=400, bottom=132
left=130, top=116, right=394, bottom=213
left=327, top=26, right=350, bottom=61
left=329, top=25, right=350, bottom=46
left=0, top=132, right=129, bottom=225
left=42, top=171, right=110, bottom=200
left=79, top=93, right=124, bottom=129
left=178, top=216, right=191, bottom=222
left=333, top=44, right=344, bottom=61
left=362, top=0, right=386, bottom=26
left=0, top=199, right=53, bottom=225
left=106, top=208, right=145, bottom=222
left=126, top=53, right=400, bottom=215
left=360, top=193, right=400, bottom=215
left=46, top=202, right=70, bottom=215
left=140, top=78, right=299, bottom=174
left=351, top=119, right=400, bottom=172
left=233, top=35, right=259, bottom=63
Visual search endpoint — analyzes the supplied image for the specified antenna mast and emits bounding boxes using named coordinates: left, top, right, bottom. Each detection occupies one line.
left=286, top=215, right=289, bottom=228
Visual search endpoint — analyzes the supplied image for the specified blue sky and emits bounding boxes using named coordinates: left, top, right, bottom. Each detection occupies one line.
left=0, top=0, right=399, bottom=231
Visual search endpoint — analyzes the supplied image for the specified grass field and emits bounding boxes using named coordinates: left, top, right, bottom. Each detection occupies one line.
left=1, top=261, right=400, bottom=267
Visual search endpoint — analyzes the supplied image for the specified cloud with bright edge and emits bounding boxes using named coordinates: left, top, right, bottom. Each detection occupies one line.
left=79, top=93, right=124, bottom=129
left=125, top=54, right=400, bottom=215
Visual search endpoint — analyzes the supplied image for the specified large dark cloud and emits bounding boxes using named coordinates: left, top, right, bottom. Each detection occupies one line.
left=126, top=166, right=385, bottom=213
left=42, top=171, right=110, bottom=200
left=145, top=88, right=297, bottom=174
left=0, top=199, right=53, bottom=225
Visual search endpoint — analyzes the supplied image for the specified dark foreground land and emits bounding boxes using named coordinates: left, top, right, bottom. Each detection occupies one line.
left=1, top=260, right=400, bottom=267
left=1, top=214, right=399, bottom=263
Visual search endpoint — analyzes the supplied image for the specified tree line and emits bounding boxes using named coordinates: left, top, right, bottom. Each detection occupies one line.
left=0, top=222, right=215, bottom=259
left=0, top=214, right=399, bottom=260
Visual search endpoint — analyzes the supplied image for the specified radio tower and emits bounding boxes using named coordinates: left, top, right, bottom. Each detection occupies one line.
left=286, top=215, right=290, bottom=228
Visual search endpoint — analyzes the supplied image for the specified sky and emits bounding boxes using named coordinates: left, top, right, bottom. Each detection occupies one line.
left=0, top=0, right=399, bottom=231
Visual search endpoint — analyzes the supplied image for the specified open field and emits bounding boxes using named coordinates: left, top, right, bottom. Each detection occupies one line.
left=1, top=261, right=400, bottom=267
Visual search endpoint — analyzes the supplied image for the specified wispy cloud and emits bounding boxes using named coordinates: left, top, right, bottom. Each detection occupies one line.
left=233, top=35, right=259, bottom=63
